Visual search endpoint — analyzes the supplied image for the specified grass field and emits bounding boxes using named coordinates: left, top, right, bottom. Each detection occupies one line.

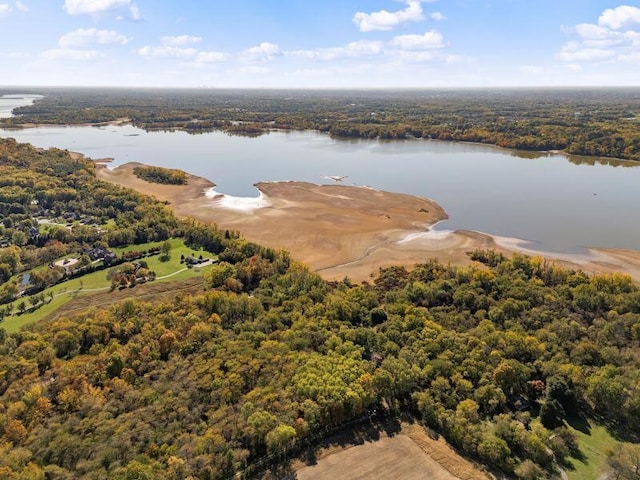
left=566, top=420, right=637, bottom=480
left=1, top=239, right=214, bottom=333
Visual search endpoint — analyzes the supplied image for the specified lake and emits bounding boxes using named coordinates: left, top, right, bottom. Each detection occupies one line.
left=0, top=94, right=43, bottom=118
left=1, top=124, right=639, bottom=253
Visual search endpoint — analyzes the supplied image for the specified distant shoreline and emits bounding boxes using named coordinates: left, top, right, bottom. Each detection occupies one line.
left=2, top=120, right=638, bottom=167
left=96, top=161, right=640, bottom=283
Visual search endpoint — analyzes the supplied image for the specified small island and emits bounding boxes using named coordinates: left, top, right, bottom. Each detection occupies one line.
left=133, top=165, right=188, bottom=185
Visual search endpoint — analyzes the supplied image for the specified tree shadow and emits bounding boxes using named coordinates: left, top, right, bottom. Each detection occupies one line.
left=566, top=415, right=591, bottom=435
left=250, top=413, right=406, bottom=478
left=302, top=415, right=402, bottom=467
left=559, top=447, right=587, bottom=471
left=302, top=448, right=317, bottom=466
left=261, top=464, right=298, bottom=479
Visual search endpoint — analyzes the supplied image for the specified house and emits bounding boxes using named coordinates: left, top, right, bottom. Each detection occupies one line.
left=55, top=257, right=79, bottom=273
left=184, top=255, right=206, bottom=266
left=86, top=246, right=118, bottom=264
left=507, top=394, right=532, bottom=412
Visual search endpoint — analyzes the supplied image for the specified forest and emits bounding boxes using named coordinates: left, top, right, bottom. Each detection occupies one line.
left=2, top=87, right=640, bottom=161
left=133, top=166, right=187, bottom=185
left=0, top=138, right=639, bottom=479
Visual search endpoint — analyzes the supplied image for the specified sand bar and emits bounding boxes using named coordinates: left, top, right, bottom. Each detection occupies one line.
left=97, top=162, right=640, bottom=283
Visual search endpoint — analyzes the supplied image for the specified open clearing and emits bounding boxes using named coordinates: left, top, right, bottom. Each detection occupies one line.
left=566, top=420, right=634, bottom=480
left=294, top=423, right=488, bottom=480
left=296, top=435, right=455, bottom=480
left=2, top=239, right=212, bottom=332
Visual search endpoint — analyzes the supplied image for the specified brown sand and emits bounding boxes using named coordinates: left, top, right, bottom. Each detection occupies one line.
left=97, top=162, right=640, bottom=283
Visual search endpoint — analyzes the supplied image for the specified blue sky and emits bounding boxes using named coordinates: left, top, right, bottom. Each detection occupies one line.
left=1, top=0, right=639, bottom=87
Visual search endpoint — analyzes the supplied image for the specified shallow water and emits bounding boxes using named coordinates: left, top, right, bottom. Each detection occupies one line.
left=1, top=124, right=639, bottom=252
left=0, top=94, right=43, bottom=118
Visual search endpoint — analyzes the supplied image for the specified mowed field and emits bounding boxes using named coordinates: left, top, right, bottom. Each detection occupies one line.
left=295, top=424, right=489, bottom=480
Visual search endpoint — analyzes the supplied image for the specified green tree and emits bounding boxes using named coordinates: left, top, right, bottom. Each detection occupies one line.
left=205, top=262, right=236, bottom=289
left=265, top=425, right=297, bottom=455
left=539, top=399, right=565, bottom=429
left=159, top=240, right=171, bottom=262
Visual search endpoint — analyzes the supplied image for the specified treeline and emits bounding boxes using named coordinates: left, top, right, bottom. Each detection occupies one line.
left=3, top=87, right=640, bottom=161
left=1, top=246, right=640, bottom=478
left=133, top=165, right=187, bottom=185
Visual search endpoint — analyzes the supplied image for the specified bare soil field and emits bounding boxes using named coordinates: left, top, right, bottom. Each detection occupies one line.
left=294, top=423, right=489, bottom=480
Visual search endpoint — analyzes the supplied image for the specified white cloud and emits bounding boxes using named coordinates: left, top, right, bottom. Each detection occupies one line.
left=619, top=52, right=640, bottom=63
left=161, top=35, right=202, bottom=47
left=0, top=3, right=12, bottom=16
left=41, top=49, right=100, bottom=61
left=63, top=0, right=140, bottom=19
left=195, top=51, right=227, bottom=63
left=598, top=5, right=640, bottom=30
left=138, top=35, right=209, bottom=59
left=389, top=30, right=445, bottom=50
left=431, top=11, right=445, bottom=21
left=289, top=40, right=384, bottom=61
left=353, top=0, right=432, bottom=32
left=138, top=45, right=198, bottom=59
left=59, top=28, right=129, bottom=48
left=573, top=24, right=621, bottom=46
left=557, top=41, right=616, bottom=62
left=286, top=32, right=450, bottom=64
left=558, top=6, right=640, bottom=65
left=182, top=50, right=228, bottom=69
left=139, top=35, right=228, bottom=65
left=242, top=42, right=281, bottom=62
left=129, top=3, right=139, bottom=20
left=15, top=1, right=27, bottom=12
left=565, top=63, right=582, bottom=71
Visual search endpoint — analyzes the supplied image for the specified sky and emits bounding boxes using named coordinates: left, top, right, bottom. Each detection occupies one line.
left=1, top=0, right=639, bottom=87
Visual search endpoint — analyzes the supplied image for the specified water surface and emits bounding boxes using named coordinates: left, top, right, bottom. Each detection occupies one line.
left=0, top=94, right=43, bottom=118
left=1, top=124, right=639, bottom=252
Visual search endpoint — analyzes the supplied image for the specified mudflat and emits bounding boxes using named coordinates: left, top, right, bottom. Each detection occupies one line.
left=97, top=162, right=640, bottom=283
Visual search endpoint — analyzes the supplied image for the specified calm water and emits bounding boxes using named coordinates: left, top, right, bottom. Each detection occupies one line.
left=1, top=124, right=639, bottom=252
left=0, top=94, right=43, bottom=118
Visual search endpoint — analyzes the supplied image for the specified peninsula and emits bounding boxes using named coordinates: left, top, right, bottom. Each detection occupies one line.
left=97, top=162, right=640, bottom=283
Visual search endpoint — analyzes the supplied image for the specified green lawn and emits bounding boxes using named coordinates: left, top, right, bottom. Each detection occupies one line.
left=140, top=239, right=213, bottom=277
left=2, top=293, right=78, bottom=332
left=1, top=239, right=214, bottom=333
left=566, top=420, right=636, bottom=480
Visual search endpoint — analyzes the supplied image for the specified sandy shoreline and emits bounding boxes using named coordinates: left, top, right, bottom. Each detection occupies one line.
left=4, top=117, right=132, bottom=129
left=97, top=162, right=640, bottom=283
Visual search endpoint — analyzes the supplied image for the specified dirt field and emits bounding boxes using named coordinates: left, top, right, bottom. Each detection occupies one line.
left=294, top=424, right=489, bottom=480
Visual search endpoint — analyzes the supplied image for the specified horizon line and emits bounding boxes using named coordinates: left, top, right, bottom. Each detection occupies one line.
left=2, top=84, right=640, bottom=91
